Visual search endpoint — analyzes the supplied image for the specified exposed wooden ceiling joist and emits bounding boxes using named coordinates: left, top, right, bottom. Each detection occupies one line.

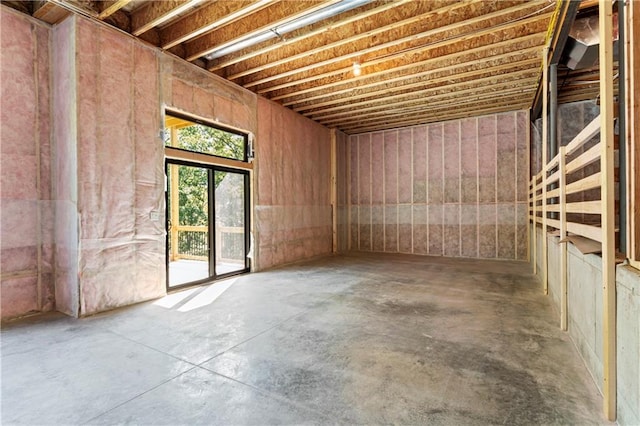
left=184, top=0, right=341, bottom=62
left=342, top=101, right=533, bottom=134
left=98, top=0, right=133, bottom=19
left=307, top=71, right=540, bottom=121
left=242, top=6, right=553, bottom=90
left=207, top=0, right=409, bottom=72
left=159, top=0, right=272, bottom=50
left=326, top=92, right=536, bottom=129
left=8, top=0, right=567, bottom=134
left=131, top=0, right=201, bottom=36
left=291, top=54, right=542, bottom=112
left=224, top=0, right=477, bottom=80
left=32, top=0, right=70, bottom=23
left=265, top=31, right=546, bottom=100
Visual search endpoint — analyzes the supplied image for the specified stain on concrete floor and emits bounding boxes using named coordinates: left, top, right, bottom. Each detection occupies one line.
left=1, top=252, right=608, bottom=425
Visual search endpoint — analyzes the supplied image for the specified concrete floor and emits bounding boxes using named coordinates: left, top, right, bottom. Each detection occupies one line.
left=2, top=253, right=607, bottom=425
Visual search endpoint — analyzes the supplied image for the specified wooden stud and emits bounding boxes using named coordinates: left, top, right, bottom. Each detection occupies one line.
left=626, top=0, right=640, bottom=267
left=323, top=91, right=536, bottom=129
left=169, top=128, right=180, bottom=261
left=559, top=145, right=568, bottom=331
left=340, top=101, right=531, bottom=134
left=330, top=128, right=338, bottom=253
left=542, top=46, right=549, bottom=295
left=532, top=172, right=538, bottom=274
left=318, top=82, right=536, bottom=127
left=599, top=0, right=616, bottom=420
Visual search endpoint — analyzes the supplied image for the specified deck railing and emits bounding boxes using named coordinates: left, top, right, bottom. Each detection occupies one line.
left=170, top=225, right=244, bottom=263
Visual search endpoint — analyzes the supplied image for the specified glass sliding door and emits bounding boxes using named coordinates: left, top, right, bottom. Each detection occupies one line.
left=166, top=161, right=250, bottom=290
left=214, top=170, right=249, bottom=276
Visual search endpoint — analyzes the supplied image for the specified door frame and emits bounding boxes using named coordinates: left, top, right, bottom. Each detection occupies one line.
left=165, top=158, right=251, bottom=291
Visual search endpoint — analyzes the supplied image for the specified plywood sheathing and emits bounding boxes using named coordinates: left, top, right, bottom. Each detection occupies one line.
left=348, top=111, right=529, bottom=260
left=0, top=7, right=54, bottom=320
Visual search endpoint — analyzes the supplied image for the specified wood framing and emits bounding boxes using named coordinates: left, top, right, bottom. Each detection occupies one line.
left=330, top=128, right=338, bottom=253
left=97, top=0, right=132, bottom=19
left=599, top=0, right=616, bottom=420
left=160, top=0, right=272, bottom=49
left=131, top=0, right=201, bottom=36
left=184, top=1, right=340, bottom=62
left=542, top=46, right=549, bottom=295
left=559, top=146, right=568, bottom=331
left=626, top=0, right=640, bottom=267
left=15, top=0, right=559, bottom=133
left=165, top=146, right=253, bottom=171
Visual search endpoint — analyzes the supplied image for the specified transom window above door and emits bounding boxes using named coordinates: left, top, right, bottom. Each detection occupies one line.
left=165, top=113, right=248, bottom=162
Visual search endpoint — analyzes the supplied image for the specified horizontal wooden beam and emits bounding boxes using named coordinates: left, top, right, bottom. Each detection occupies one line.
left=165, top=146, right=253, bottom=171
left=226, top=0, right=478, bottom=79
left=132, top=0, right=202, bottom=36
left=207, top=0, right=408, bottom=71
left=265, top=31, right=546, bottom=98
left=98, top=0, right=132, bottom=19
left=244, top=8, right=553, bottom=89
left=32, top=0, right=70, bottom=23
left=291, top=53, right=541, bottom=112
left=184, top=0, right=340, bottom=61
left=340, top=102, right=531, bottom=134
left=320, top=86, right=537, bottom=128
left=307, top=69, right=539, bottom=120
left=565, top=172, right=602, bottom=195
left=566, top=142, right=601, bottom=174
left=160, top=0, right=273, bottom=49
left=322, top=90, right=536, bottom=128
left=565, top=115, right=601, bottom=155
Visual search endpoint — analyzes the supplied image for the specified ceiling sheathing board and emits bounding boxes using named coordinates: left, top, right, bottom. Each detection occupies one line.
left=6, top=0, right=563, bottom=134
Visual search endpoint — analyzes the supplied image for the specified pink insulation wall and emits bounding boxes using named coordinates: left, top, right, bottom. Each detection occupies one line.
left=1, top=8, right=54, bottom=320
left=255, top=97, right=333, bottom=269
left=72, top=18, right=166, bottom=315
left=348, top=111, right=529, bottom=260
left=1, top=8, right=334, bottom=318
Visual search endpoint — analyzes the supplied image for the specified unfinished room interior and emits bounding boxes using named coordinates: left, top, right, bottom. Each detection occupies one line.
left=1, top=0, right=639, bottom=423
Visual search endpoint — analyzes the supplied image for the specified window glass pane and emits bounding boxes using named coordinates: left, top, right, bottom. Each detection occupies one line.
left=165, top=117, right=246, bottom=161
